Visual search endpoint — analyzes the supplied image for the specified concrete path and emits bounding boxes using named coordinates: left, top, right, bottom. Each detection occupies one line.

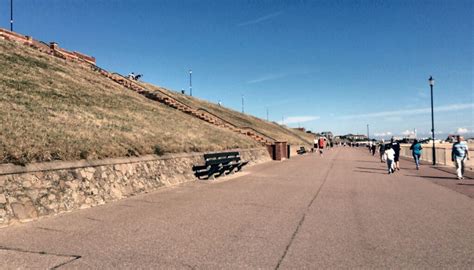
left=0, top=148, right=472, bottom=269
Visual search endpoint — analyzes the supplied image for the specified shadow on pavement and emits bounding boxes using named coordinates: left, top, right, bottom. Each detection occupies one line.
left=354, top=160, right=379, bottom=163
left=407, top=175, right=472, bottom=181
left=356, top=167, right=386, bottom=171
left=354, top=170, right=387, bottom=175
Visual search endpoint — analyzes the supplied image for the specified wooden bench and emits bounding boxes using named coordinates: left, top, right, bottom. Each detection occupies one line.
left=192, top=152, right=249, bottom=180
left=297, top=147, right=307, bottom=155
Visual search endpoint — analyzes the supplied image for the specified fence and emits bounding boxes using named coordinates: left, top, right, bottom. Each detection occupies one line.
left=400, top=144, right=473, bottom=168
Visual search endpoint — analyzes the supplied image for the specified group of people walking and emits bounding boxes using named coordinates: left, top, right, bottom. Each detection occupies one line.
left=313, top=137, right=330, bottom=157
left=378, top=138, right=401, bottom=174
left=373, top=136, right=470, bottom=182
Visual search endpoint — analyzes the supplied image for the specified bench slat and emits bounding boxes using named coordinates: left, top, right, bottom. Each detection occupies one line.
left=204, top=152, right=239, bottom=160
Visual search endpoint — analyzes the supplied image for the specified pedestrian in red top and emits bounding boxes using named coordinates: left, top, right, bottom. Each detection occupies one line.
left=318, top=137, right=326, bottom=156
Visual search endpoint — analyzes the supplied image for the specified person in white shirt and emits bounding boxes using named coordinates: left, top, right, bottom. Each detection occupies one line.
left=384, top=144, right=396, bottom=174
left=452, top=135, right=470, bottom=181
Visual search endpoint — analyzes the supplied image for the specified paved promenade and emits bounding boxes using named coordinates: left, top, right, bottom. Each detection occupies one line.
left=0, top=148, right=473, bottom=269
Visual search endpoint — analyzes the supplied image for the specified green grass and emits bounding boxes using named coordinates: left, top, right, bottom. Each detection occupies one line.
left=0, top=38, right=259, bottom=165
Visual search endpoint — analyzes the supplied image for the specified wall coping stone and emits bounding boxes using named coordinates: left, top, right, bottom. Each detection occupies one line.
left=0, top=148, right=267, bottom=176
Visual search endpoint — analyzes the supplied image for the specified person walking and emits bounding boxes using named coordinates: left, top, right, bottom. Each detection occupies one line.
left=379, top=140, right=386, bottom=162
left=451, top=135, right=470, bottom=182
left=384, top=144, right=395, bottom=174
left=391, top=137, right=401, bottom=171
left=409, top=139, right=423, bottom=170
left=318, top=137, right=325, bottom=156
left=371, top=143, right=376, bottom=156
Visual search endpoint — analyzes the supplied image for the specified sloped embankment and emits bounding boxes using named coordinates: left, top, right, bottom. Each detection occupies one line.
left=0, top=38, right=260, bottom=165
left=141, top=83, right=315, bottom=146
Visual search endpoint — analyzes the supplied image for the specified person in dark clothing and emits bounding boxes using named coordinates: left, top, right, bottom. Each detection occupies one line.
left=390, top=137, right=401, bottom=171
left=379, top=140, right=386, bottom=162
left=371, top=144, right=376, bottom=156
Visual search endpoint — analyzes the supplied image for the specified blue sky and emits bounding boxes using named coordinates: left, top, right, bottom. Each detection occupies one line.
left=2, top=0, right=473, bottom=138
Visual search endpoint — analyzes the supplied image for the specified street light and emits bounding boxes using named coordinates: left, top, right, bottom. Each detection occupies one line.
left=241, top=95, right=244, bottom=113
left=429, top=76, right=436, bottom=165
left=367, top=124, right=370, bottom=142
left=10, top=0, right=13, bottom=31
left=188, top=69, right=193, bottom=96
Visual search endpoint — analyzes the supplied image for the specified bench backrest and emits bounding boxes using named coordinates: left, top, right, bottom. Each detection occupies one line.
left=203, top=152, right=241, bottom=166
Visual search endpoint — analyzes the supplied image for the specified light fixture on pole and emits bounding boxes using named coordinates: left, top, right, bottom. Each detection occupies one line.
left=429, top=76, right=436, bottom=165
left=10, top=0, right=14, bottom=31
left=241, top=95, right=244, bottom=113
left=189, top=69, right=192, bottom=96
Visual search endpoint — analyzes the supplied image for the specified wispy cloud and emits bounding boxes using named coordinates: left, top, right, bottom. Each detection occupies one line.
left=237, top=11, right=282, bottom=27
left=247, top=73, right=288, bottom=84
left=247, top=70, right=317, bottom=84
left=278, top=116, right=320, bottom=125
left=338, top=103, right=474, bottom=120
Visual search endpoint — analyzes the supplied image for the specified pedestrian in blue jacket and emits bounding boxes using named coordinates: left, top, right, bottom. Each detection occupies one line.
left=409, top=139, right=423, bottom=170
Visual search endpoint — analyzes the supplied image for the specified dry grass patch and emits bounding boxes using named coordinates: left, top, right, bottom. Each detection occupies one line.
left=0, top=39, right=259, bottom=165
left=142, top=83, right=315, bottom=146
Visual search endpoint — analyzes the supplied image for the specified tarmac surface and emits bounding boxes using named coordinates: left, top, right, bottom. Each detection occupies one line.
left=0, top=147, right=473, bottom=269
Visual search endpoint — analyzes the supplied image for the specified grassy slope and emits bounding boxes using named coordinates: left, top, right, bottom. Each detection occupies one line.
left=142, top=83, right=315, bottom=146
left=0, top=38, right=259, bottom=165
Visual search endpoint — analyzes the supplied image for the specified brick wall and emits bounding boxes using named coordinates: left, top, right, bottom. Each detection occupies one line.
left=0, top=28, right=96, bottom=65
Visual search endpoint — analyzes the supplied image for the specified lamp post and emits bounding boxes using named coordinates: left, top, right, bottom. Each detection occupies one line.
left=241, top=95, right=244, bottom=113
left=189, top=69, right=192, bottom=96
left=367, top=124, right=370, bottom=143
left=429, top=76, right=436, bottom=165
left=10, top=0, right=13, bottom=31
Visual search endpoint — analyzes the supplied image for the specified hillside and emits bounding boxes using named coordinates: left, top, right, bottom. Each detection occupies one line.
left=0, top=38, right=260, bottom=165
left=141, top=83, right=315, bottom=146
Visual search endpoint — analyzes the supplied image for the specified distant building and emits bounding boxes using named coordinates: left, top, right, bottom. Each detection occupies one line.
left=321, top=131, right=334, bottom=140
left=341, top=134, right=368, bottom=142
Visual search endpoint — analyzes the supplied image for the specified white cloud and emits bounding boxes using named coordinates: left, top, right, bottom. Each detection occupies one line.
left=402, top=130, right=415, bottom=136
left=374, top=132, right=392, bottom=137
left=338, top=103, right=474, bottom=120
left=238, top=11, right=282, bottom=26
left=457, top=127, right=469, bottom=134
left=278, top=116, right=320, bottom=125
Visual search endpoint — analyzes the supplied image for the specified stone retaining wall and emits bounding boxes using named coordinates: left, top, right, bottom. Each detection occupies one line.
left=0, top=148, right=271, bottom=226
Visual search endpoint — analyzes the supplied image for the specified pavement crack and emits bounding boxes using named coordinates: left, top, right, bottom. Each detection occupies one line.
left=274, top=156, right=336, bottom=270
left=0, top=246, right=81, bottom=269
left=35, top=226, right=65, bottom=233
